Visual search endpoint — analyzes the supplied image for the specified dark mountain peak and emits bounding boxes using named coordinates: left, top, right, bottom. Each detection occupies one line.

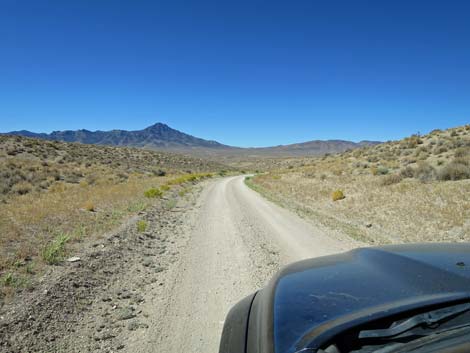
left=145, top=122, right=170, bottom=130
left=143, top=122, right=171, bottom=133
left=142, top=122, right=182, bottom=137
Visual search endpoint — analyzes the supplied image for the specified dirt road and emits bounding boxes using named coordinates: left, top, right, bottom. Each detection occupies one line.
left=133, top=175, right=357, bottom=353
left=1, top=176, right=358, bottom=353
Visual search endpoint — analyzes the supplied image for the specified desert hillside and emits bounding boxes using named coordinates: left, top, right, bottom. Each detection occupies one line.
left=0, top=134, right=226, bottom=198
left=0, top=135, right=228, bottom=299
left=247, top=125, right=470, bottom=244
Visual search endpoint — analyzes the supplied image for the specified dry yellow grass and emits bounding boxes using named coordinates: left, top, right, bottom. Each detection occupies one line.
left=0, top=135, right=224, bottom=295
left=248, top=125, right=470, bottom=245
left=0, top=174, right=169, bottom=270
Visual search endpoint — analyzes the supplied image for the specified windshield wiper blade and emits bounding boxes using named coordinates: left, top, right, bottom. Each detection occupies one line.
left=359, top=302, right=470, bottom=340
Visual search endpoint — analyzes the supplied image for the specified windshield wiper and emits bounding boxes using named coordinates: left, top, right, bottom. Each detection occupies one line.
left=358, top=302, right=470, bottom=340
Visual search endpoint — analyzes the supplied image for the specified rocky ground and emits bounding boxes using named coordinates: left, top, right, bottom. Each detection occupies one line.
left=0, top=185, right=203, bottom=353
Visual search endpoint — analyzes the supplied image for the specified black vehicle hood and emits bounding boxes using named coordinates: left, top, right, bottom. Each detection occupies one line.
left=263, top=243, right=470, bottom=353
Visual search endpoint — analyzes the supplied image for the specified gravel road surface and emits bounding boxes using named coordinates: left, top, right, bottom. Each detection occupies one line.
left=139, top=176, right=356, bottom=353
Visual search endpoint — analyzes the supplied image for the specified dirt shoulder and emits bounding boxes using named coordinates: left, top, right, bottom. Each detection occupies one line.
left=0, top=182, right=205, bottom=353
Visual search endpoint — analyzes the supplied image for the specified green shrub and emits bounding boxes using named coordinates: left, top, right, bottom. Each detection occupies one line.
left=144, top=187, right=163, bottom=198
left=2, top=272, right=14, bottom=286
left=160, top=184, right=170, bottom=191
left=164, top=199, right=177, bottom=209
left=377, top=166, right=389, bottom=175
left=127, top=201, right=147, bottom=212
left=178, top=188, right=189, bottom=197
left=137, top=220, right=147, bottom=233
left=331, top=190, right=345, bottom=201
left=42, top=233, right=70, bottom=265
left=26, top=263, right=35, bottom=274
left=1, top=272, right=28, bottom=288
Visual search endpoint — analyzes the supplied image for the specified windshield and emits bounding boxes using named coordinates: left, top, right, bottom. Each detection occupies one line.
left=317, top=302, right=470, bottom=353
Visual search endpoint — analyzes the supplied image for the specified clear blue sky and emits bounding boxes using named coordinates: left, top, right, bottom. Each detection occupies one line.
left=1, top=0, right=469, bottom=147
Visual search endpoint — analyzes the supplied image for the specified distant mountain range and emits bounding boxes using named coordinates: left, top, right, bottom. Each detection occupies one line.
left=7, top=123, right=225, bottom=149
left=4, top=123, right=380, bottom=157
